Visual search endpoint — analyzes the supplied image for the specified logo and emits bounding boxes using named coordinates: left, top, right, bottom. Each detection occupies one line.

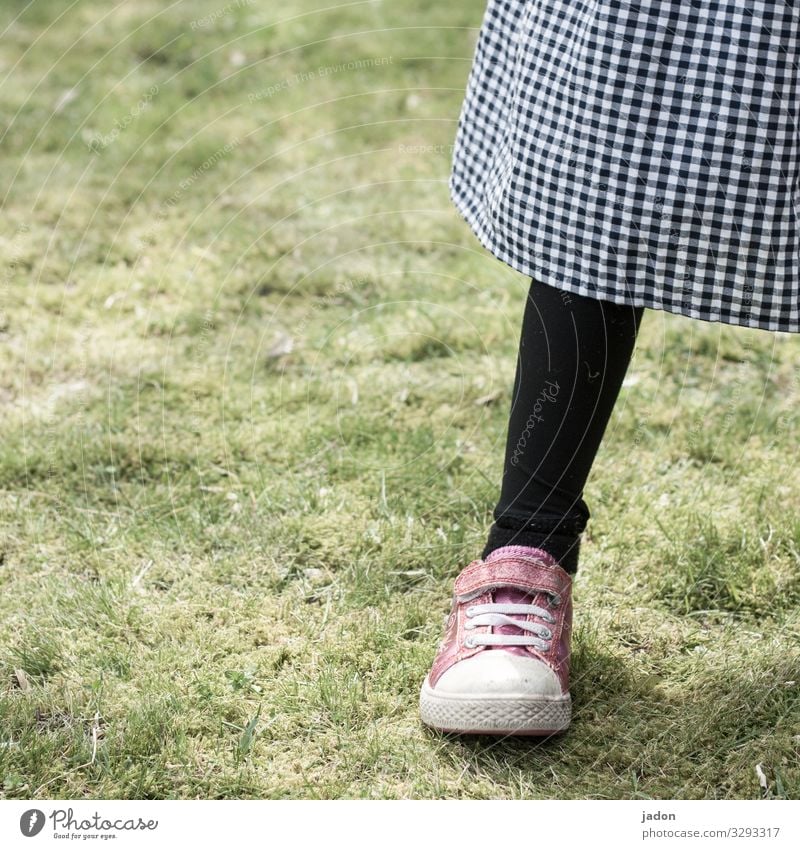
left=17, top=807, right=160, bottom=838
left=20, top=810, right=45, bottom=837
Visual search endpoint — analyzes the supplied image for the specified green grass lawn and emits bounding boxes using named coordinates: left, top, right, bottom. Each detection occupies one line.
left=1, top=0, right=799, bottom=799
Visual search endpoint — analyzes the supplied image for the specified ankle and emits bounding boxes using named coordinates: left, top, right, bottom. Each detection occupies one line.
left=481, top=526, right=581, bottom=574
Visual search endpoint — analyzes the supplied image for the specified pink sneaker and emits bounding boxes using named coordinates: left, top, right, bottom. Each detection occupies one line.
left=419, top=545, right=572, bottom=735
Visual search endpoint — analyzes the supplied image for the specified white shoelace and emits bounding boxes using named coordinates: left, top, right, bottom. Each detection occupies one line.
left=463, top=601, right=557, bottom=650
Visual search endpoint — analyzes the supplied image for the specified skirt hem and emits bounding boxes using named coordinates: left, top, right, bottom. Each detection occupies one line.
left=450, top=182, right=800, bottom=336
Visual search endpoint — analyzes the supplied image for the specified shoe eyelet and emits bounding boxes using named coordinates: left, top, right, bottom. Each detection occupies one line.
left=465, top=622, right=475, bottom=630
left=466, top=607, right=475, bottom=617
left=464, top=637, right=476, bottom=649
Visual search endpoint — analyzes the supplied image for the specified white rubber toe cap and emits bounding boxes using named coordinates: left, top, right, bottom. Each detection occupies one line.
left=433, top=650, right=562, bottom=698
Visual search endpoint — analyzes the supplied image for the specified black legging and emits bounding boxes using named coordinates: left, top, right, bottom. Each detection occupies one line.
left=483, top=277, right=644, bottom=573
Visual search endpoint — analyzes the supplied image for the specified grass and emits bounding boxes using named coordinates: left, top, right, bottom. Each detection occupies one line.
left=1, top=0, right=799, bottom=799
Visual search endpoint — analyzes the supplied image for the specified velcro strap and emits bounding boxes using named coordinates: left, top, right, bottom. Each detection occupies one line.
left=454, top=556, right=570, bottom=600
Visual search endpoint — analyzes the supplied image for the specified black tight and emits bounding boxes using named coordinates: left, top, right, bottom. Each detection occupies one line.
left=483, top=277, right=644, bottom=573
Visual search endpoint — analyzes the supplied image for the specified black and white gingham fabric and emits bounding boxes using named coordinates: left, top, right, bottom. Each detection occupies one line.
left=450, top=0, right=800, bottom=332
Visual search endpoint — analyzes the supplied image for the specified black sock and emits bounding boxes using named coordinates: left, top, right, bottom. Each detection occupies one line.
left=482, top=514, right=584, bottom=574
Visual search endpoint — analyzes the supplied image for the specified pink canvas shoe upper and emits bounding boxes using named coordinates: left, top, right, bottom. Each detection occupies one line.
left=428, top=545, right=573, bottom=694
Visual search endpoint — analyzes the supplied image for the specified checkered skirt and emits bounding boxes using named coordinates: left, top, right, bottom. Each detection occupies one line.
left=450, top=1, right=800, bottom=332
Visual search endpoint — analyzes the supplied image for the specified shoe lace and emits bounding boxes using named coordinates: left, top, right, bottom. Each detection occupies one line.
left=463, top=594, right=559, bottom=650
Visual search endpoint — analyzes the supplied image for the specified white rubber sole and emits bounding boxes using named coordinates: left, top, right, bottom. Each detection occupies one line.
left=419, top=676, right=571, bottom=736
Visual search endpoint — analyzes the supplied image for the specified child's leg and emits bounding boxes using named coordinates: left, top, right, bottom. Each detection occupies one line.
left=420, top=280, right=644, bottom=734
left=483, top=277, right=644, bottom=572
